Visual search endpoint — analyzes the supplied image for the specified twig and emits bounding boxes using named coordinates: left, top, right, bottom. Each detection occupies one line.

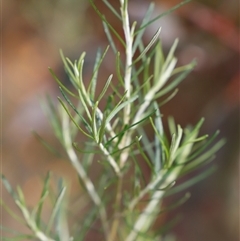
left=61, top=107, right=110, bottom=240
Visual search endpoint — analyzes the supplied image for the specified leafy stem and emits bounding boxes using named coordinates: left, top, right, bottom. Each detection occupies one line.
left=61, top=107, right=110, bottom=240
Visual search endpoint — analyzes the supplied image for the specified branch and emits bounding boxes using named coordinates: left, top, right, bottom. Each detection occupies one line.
left=61, top=107, right=110, bottom=240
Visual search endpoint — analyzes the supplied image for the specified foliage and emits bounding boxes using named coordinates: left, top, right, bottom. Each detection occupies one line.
left=1, top=0, right=225, bottom=240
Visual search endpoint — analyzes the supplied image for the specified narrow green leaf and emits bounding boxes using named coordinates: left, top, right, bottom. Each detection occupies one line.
left=88, top=0, right=125, bottom=47
left=174, top=119, right=205, bottom=165
left=88, top=48, right=102, bottom=100
left=109, top=82, right=124, bottom=100
left=165, top=166, right=216, bottom=196
left=154, top=215, right=182, bottom=237
left=140, top=75, right=154, bottom=98
left=170, top=125, right=183, bottom=161
left=75, top=205, right=99, bottom=241
left=131, top=154, right=148, bottom=189
left=55, top=180, right=69, bottom=241
left=48, top=68, right=77, bottom=98
left=133, top=3, right=155, bottom=54
left=103, top=21, right=118, bottom=54
left=133, top=28, right=161, bottom=64
left=60, top=50, right=76, bottom=84
left=71, top=55, right=86, bottom=90
left=135, top=137, right=154, bottom=172
left=110, top=138, right=137, bottom=156
left=154, top=41, right=164, bottom=84
left=77, top=52, right=85, bottom=71
left=135, top=0, right=192, bottom=33
left=132, top=41, right=158, bottom=82
left=16, top=187, right=26, bottom=207
left=35, top=172, right=51, bottom=228
left=103, top=0, right=121, bottom=20
left=41, top=96, right=63, bottom=143
left=88, top=46, right=110, bottom=100
left=77, top=89, right=92, bottom=122
left=60, top=50, right=86, bottom=90
left=151, top=56, right=178, bottom=98
left=137, top=126, right=155, bottom=164
left=142, top=58, right=151, bottom=94
left=157, top=88, right=179, bottom=106
left=73, top=142, right=101, bottom=154
left=0, top=200, right=25, bottom=224
left=96, top=74, right=113, bottom=103
left=116, top=52, right=124, bottom=86
left=59, top=87, right=91, bottom=127
left=160, top=182, right=177, bottom=192
left=32, top=131, right=62, bottom=158
left=183, top=118, right=205, bottom=143
left=91, top=104, right=98, bottom=141
left=183, top=134, right=209, bottom=145
left=187, top=130, right=220, bottom=162
left=105, top=94, right=138, bottom=124
left=1, top=175, right=18, bottom=200
left=150, top=117, right=169, bottom=165
left=98, top=112, right=108, bottom=144
left=183, top=139, right=226, bottom=173
left=164, top=39, right=178, bottom=68
left=156, top=61, right=196, bottom=98
left=58, top=97, right=93, bottom=138
left=168, top=116, right=176, bottom=136
left=168, top=133, right=176, bottom=167
left=153, top=102, right=163, bottom=171
left=104, top=124, right=127, bottom=149
left=46, top=186, right=67, bottom=235
left=145, top=193, right=190, bottom=213
left=105, top=109, right=155, bottom=149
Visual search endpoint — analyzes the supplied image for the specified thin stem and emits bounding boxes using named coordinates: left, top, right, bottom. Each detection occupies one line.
left=118, top=0, right=136, bottom=169
left=120, top=0, right=133, bottom=127
left=108, top=2, right=135, bottom=239
left=128, top=173, right=163, bottom=212
left=98, top=142, right=121, bottom=176
left=108, top=177, right=123, bottom=241
left=132, top=57, right=177, bottom=125
left=75, top=63, right=117, bottom=140
left=15, top=201, right=56, bottom=241
left=61, top=108, right=110, bottom=240
left=126, top=166, right=182, bottom=241
left=126, top=126, right=199, bottom=240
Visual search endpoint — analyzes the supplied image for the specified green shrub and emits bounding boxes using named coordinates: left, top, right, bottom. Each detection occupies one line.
left=1, top=1, right=225, bottom=240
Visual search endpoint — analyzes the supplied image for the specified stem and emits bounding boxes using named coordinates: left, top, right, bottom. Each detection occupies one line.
left=132, top=57, right=177, bottom=125
left=125, top=166, right=182, bottom=241
left=108, top=2, right=134, bottom=239
left=108, top=177, right=123, bottom=241
left=126, top=131, right=197, bottom=241
left=61, top=108, right=110, bottom=240
left=16, top=201, right=56, bottom=241
left=98, top=142, right=121, bottom=176
left=119, top=0, right=135, bottom=167
left=120, top=0, right=133, bottom=126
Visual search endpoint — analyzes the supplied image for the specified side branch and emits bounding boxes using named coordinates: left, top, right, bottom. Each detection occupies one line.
left=61, top=108, right=110, bottom=240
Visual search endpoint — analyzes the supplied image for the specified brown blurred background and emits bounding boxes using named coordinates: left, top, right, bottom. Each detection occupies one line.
left=2, top=0, right=239, bottom=240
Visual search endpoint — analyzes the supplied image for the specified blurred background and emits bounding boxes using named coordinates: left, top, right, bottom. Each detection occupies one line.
left=2, top=0, right=239, bottom=240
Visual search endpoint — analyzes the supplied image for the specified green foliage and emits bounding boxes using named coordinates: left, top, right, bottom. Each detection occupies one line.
left=1, top=0, right=225, bottom=241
